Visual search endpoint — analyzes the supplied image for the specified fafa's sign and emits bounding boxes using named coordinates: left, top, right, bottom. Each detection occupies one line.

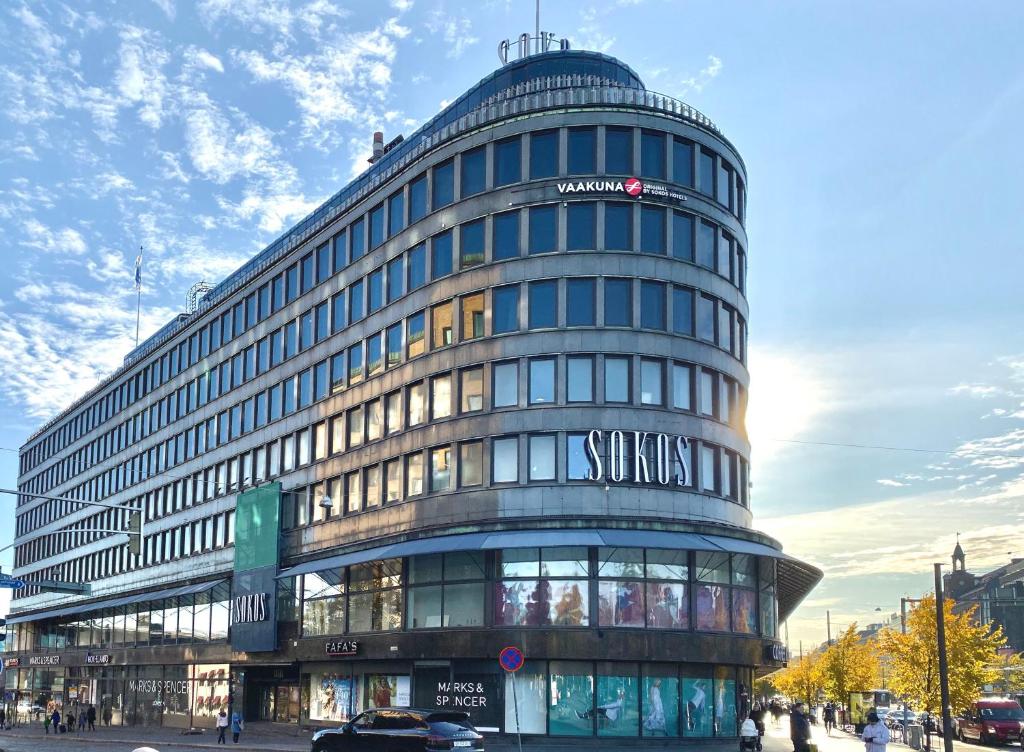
left=325, top=640, right=359, bottom=657
left=584, top=430, right=691, bottom=486
left=557, top=176, right=690, bottom=204
left=231, top=592, right=268, bottom=624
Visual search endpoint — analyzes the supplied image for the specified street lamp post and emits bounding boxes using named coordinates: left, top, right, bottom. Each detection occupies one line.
left=934, top=563, right=954, bottom=752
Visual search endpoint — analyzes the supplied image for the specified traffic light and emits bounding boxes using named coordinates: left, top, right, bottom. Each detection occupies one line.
left=127, top=511, right=142, bottom=557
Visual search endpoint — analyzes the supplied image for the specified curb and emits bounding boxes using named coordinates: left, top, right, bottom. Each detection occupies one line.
left=0, top=732, right=306, bottom=752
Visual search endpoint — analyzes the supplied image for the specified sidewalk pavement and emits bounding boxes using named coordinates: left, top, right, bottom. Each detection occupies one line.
left=0, top=721, right=311, bottom=751
left=761, top=717, right=917, bottom=752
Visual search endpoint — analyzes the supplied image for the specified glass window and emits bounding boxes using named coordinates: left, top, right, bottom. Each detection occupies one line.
left=566, top=432, right=590, bottom=480
left=528, top=280, right=557, bottom=329
left=433, top=159, right=454, bottom=209
left=567, top=126, right=596, bottom=174
left=567, top=202, right=596, bottom=251
left=461, top=367, right=483, bottom=413
left=528, top=205, right=557, bottom=254
left=348, top=341, right=364, bottom=384
left=717, top=160, right=732, bottom=207
left=641, top=359, right=663, bottom=405
left=697, top=221, right=715, bottom=268
left=386, top=323, right=402, bottom=368
left=409, top=173, right=427, bottom=222
left=408, top=382, right=426, bottom=426
left=699, top=148, right=715, bottom=197
left=673, top=364, right=692, bottom=410
left=530, top=129, right=558, bottom=179
left=430, top=446, right=451, bottom=492
left=605, top=203, right=632, bottom=251
left=331, top=291, right=347, bottom=334
left=461, top=146, right=486, bottom=196
left=285, top=263, right=299, bottom=302
left=431, top=374, right=451, bottom=419
left=493, top=361, right=518, bottom=408
left=408, top=242, right=426, bottom=290
left=385, top=458, right=402, bottom=502
left=431, top=230, right=453, bottom=279
left=460, top=441, right=483, bottom=487
left=460, top=219, right=485, bottom=268
left=673, top=137, right=693, bottom=186
left=606, top=127, right=633, bottom=174
left=316, top=243, right=332, bottom=283
left=673, top=286, right=694, bottom=336
left=701, top=444, right=718, bottom=492
left=719, top=305, right=733, bottom=353
left=348, top=406, right=364, bottom=447
left=604, top=278, right=632, bottom=327
left=717, top=231, right=732, bottom=279
left=368, top=268, right=384, bottom=313
left=549, top=662, right=594, bottom=735
left=673, top=211, right=694, bottom=261
left=641, top=130, right=666, bottom=179
left=640, top=205, right=666, bottom=254
left=494, top=136, right=521, bottom=186
left=350, top=217, right=365, bottom=262
left=386, top=391, right=402, bottom=435
left=387, top=256, right=404, bottom=303
left=493, top=210, right=520, bottom=260
left=605, top=357, right=630, bottom=403
left=388, top=190, right=405, bottom=237
left=697, top=295, right=716, bottom=343
left=432, top=300, right=453, bottom=348
left=367, top=332, right=383, bottom=375
left=529, top=358, right=555, bottom=404
left=349, top=279, right=365, bottom=322
left=461, top=292, right=485, bottom=340
left=640, top=281, right=666, bottom=330
left=566, top=278, right=596, bottom=327
left=492, top=436, right=518, bottom=483
left=406, top=453, right=424, bottom=496
left=701, top=370, right=717, bottom=417
left=407, top=311, right=425, bottom=358
left=567, top=356, right=593, bottom=402
left=369, top=203, right=385, bottom=249
left=528, top=434, right=556, bottom=480
left=492, top=284, right=519, bottom=334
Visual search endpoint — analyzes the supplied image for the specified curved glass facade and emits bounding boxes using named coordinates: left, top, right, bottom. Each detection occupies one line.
left=9, top=50, right=818, bottom=742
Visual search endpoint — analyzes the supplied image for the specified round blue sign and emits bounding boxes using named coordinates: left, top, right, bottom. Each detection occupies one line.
left=499, top=646, right=524, bottom=673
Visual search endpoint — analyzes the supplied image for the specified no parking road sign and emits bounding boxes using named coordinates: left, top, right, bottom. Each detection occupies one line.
left=499, top=646, right=524, bottom=672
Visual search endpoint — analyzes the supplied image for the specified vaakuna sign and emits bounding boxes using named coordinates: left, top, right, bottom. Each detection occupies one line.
left=584, top=429, right=692, bottom=486
left=556, top=177, right=690, bottom=203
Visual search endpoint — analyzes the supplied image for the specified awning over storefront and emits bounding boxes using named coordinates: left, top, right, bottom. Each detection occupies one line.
left=276, top=529, right=822, bottom=618
left=6, top=578, right=226, bottom=625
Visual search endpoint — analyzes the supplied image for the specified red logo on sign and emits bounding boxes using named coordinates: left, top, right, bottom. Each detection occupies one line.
left=624, top=178, right=643, bottom=196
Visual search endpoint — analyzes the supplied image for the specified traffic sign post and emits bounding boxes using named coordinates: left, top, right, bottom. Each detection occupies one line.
left=499, top=647, right=525, bottom=752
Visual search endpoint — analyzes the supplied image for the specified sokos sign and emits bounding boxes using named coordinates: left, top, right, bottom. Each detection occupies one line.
left=584, top=430, right=691, bottom=486
left=232, top=593, right=269, bottom=624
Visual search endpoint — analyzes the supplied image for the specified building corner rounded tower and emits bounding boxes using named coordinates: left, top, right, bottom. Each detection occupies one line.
left=6, top=39, right=820, bottom=745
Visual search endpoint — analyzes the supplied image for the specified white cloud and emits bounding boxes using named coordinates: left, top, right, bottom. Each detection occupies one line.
left=198, top=0, right=348, bottom=38
left=20, top=219, right=87, bottom=255
left=216, top=189, right=320, bottom=234
left=425, top=12, right=478, bottom=59
left=11, top=5, right=64, bottom=58
left=150, top=0, right=176, bottom=20
left=876, top=479, right=907, bottom=487
left=115, top=25, right=171, bottom=128
left=390, top=0, right=414, bottom=10
left=678, top=55, right=722, bottom=94
left=186, top=47, right=225, bottom=73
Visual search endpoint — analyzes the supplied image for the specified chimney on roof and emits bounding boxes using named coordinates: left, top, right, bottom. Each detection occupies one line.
left=368, top=131, right=385, bottom=164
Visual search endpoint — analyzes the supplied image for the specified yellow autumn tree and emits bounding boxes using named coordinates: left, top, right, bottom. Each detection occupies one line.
left=878, top=594, right=1003, bottom=717
left=770, top=651, right=824, bottom=707
left=819, top=623, right=881, bottom=706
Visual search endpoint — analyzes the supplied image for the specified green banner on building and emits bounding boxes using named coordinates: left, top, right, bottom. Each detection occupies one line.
left=234, top=483, right=281, bottom=572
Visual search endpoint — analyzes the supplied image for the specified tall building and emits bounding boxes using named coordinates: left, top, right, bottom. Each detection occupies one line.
left=3, top=38, right=819, bottom=742
left=945, top=544, right=1024, bottom=654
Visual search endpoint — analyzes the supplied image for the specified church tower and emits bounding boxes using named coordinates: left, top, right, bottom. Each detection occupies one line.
left=945, top=536, right=976, bottom=599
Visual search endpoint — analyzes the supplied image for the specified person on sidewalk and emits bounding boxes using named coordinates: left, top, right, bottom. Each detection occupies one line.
left=824, top=702, right=836, bottom=735
left=862, top=710, right=890, bottom=752
left=216, top=710, right=229, bottom=744
left=50, top=708, right=60, bottom=735
left=789, top=702, right=812, bottom=752
left=65, top=709, right=75, bottom=733
left=78, top=709, right=87, bottom=731
left=749, top=703, right=766, bottom=751
left=43, top=713, right=50, bottom=734
left=230, top=709, right=243, bottom=744
left=86, top=703, right=96, bottom=731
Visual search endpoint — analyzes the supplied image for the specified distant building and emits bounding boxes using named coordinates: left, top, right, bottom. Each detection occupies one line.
left=944, top=543, right=1024, bottom=652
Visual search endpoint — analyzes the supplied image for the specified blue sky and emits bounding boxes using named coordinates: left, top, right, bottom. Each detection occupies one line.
left=1, top=0, right=1022, bottom=650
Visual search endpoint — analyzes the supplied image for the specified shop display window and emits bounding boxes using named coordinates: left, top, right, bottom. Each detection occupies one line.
left=549, top=661, right=594, bottom=736
left=596, top=664, right=640, bottom=736
left=641, top=667, right=679, bottom=737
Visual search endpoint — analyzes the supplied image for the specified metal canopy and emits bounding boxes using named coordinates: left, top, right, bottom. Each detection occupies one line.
left=6, top=578, right=226, bottom=625
left=277, top=528, right=823, bottom=619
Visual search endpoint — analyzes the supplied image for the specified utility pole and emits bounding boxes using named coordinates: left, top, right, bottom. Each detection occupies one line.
left=827, top=609, right=832, bottom=645
left=934, top=564, right=954, bottom=752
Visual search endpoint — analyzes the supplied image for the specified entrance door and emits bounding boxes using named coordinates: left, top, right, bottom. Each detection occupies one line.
left=259, top=687, right=275, bottom=722
left=275, top=686, right=300, bottom=724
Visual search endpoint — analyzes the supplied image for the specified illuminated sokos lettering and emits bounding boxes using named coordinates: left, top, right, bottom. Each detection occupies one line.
left=584, top=430, right=691, bottom=487
left=231, top=593, right=268, bottom=624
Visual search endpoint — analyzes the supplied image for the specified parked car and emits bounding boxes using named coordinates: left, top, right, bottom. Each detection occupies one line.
left=955, top=698, right=1024, bottom=745
left=311, top=708, right=485, bottom=752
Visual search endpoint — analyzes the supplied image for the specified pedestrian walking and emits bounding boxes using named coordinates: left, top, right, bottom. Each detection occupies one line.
left=65, top=710, right=75, bottom=733
left=86, top=703, right=96, bottom=731
left=216, top=710, right=229, bottom=744
left=789, top=701, right=812, bottom=752
left=230, top=709, right=243, bottom=744
left=770, top=700, right=783, bottom=728
left=862, top=710, right=890, bottom=752
left=749, top=702, right=766, bottom=751
left=824, top=702, right=836, bottom=735
left=0, top=706, right=5, bottom=729
left=50, top=708, right=60, bottom=735
left=78, top=709, right=87, bottom=731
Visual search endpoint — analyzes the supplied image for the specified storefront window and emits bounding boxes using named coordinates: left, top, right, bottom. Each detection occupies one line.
left=596, top=664, right=640, bottom=736
left=713, top=667, right=737, bottom=736
left=310, top=672, right=356, bottom=722
left=505, top=661, right=547, bottom=733
left=303, top=570, right=346, bottom=637
left=365, top=675, right=410, bottom=709
left=348, top=560, right=403, bottom=633
left=549, top=661, right=594, bottom=736
left=642, top=667, right=679, bottom=736
left=681, top=672, right=712, bottom=737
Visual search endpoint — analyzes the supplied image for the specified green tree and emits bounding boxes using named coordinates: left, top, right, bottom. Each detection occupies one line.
left=820, top=623, right=880, bottom=706
left=879, top=594, right=1003, bottom=717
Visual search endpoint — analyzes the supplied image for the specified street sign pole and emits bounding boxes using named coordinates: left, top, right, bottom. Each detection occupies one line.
left=512, top=672, right=522, bottom=752
left=499, top=646, right=525, bottom=752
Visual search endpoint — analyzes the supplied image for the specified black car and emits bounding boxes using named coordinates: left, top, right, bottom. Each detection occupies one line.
left=311, top=708, right=485, bottom=752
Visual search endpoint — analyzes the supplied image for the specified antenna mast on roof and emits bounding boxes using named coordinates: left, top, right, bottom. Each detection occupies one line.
left=536, top=0, right=540, bottom=40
